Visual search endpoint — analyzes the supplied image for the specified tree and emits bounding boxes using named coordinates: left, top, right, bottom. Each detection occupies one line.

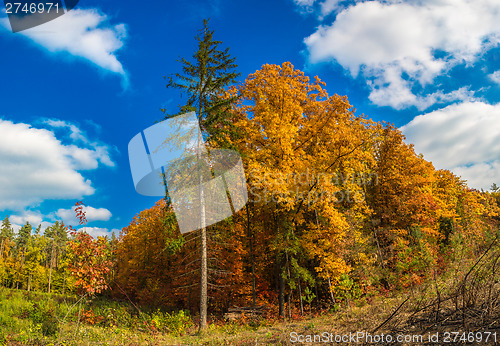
left=163, top=19, right=240, bottom=148
left=163, top=19, right=240, bottom=331
left=23, top=232, right=46, bottom=292
left=0, top=216, right=14, bottom=258
left=44, top=221, right=69, bottom=293
left=111, top=61, right=500, bottom=317
left=67, top=202, right=112, bottom=297
left=0, top=216, right=14, bottom=286
left=16, top=222, right=32, bottom=251
left=491, top=183, right=499, bottom=193
left=13, top=222, right=32, bottom=289
left=229, top=62, right=374, bottom=315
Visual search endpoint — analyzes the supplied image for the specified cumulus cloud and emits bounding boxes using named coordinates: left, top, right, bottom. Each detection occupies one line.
left=303, top=0, right=500, bottom=109
left=1, top=9, right=127, bottom=79
left=489, top=70, right=500, bottom=85
left=0, top=119, right=114, bottom=211
left=293, top=0, right=352, bottom=17
left=10, top=211, right=44, bottom=228
left=9, top=212, right=52, bottom=233
left=7, top=209, right=54, bottom=233
left=79, top=227, right=114, bottom=238
left=45, top=119, right=115, bottom=169
left=294, top=0, right=316, bottom=6
left=401, top=101, right=500, bottom=190
left=56, top=205, right=112, bottom=225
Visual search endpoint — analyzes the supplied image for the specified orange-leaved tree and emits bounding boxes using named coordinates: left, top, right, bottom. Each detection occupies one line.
left=227, top=62, right=377, bottom=314
left=67, top=201, right=113, bottom=297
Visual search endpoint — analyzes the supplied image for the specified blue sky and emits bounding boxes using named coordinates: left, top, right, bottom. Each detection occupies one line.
left=1, top=0, right=500, bottom=236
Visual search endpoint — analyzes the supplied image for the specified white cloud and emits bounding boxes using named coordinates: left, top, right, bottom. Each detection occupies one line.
left=2, top=9, right=127, bottom=79
left=45, top=119, right=87, bottom=143
left=293, top=0, right=352, bottom=17
left=56, top=205, right=112, bottom=225
left=0, top=119, right=114, bottom=211
left=9, top=211, right=52, bottom=233
left=401, top=101, right=500, bottom=190
left=319, top=0, right=342, bottom=17
left=304, top=0, right=500, bottom=109
left=79, top=227, right=113, bottom=238
left=10, top=211, right=43, bottom=227
left=45, top=119, right=115, bottom=169
left=294, top=0, right=316, bottom=6
left=489, top=70, right=500, bottom=85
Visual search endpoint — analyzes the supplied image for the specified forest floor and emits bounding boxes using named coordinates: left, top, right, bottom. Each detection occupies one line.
left=2, top=282, right=500, bottom=345
left=0, top=285, right=402, bottom=345
left=3, top=241, right=500, bottom=345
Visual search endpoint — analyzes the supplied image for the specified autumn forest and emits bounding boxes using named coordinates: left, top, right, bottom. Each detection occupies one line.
left=2, top=22, right=500, bottom=344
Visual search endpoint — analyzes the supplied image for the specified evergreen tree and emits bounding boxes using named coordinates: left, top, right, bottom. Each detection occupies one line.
left=1, top=216, right=14, bottom=241
left=163, top=18, right=240, bottom=331
left=44, top=221, right=68, bottom=293
left=16, top=222, right=32, bottom=252
left=164, top=18, right=240, bottom=148
left=0, top=216, right=14, bottom=258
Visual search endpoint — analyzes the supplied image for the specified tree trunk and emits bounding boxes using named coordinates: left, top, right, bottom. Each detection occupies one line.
left=48, top=266, right=52, bottom=294
left=246, top=204, right=256, bottom=307
left=373, top=228, right=385, bottom=269
left=278, top=256, right=285, bottom=317
left=287, top=290, right=292, bottom=319
left=327, top=274, right=336, bottom=305
left=48, top=241, right=55, bottom=294
left=298, top=280, right=304, bottom=316
left=286, top=251, right=292, bottom=319
left=199, top=225, right=207, bottom=330
left=198, top=125, right=208, bottom=332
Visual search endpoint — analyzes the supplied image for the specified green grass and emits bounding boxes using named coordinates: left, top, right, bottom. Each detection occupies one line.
left=0, top=283, right=453, bottom=345
left=0, top=287, right=196, bottom=345
left=0, top=285, right=400, bottom=345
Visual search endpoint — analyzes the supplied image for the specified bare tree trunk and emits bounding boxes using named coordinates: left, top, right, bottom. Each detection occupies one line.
left=246, top=204, right=256, bottom=307
left=48, top=241, right=55, bottom=294
left=278, top=256, right=285, bottom=317
left=198, top=126, right=208, bottom=332
left=286, top=251, right=292, bottom=319
left=373, top=228, right=385, bottom=269
left=199, top=225, right=207, bottom=330
left=327, top=274, right=336, bottom=305
left=298, top=280, right=304, bottom=316
left=48, top=266, right=52, bottom=294
left=287, top=291, right=292, bottom=319
left=314, top=281, right=319, bottom=309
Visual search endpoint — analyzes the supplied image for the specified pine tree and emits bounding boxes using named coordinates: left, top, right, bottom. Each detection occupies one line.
left=1, top=216, right=14, bottom=240
left=163, top=18, right=240, bottom=331
left=16, top=222, right=32, bottom=252
left=0, top=216, right=14, bottom=258
left=163, top=18, right=240, bottom=148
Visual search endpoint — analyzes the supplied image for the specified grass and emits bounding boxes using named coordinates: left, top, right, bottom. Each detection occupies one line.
left=0, top=285, right=407, bottom=345
left=2, top=240, right=500, bottom=346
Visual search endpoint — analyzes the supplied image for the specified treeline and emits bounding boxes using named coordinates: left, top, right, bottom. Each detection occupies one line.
left=112, top=62, right=500, bottom=317
left=0, top=217, right=116, bottom=296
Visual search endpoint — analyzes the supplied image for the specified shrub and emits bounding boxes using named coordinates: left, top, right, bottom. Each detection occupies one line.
left=147, top=309, right=193, bottom=336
